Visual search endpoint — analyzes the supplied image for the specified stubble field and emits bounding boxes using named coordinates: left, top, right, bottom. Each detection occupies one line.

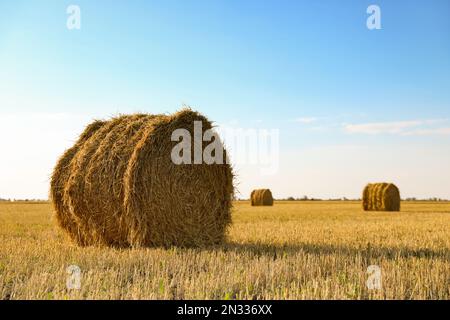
left=0, top=201, right=448, bottom=300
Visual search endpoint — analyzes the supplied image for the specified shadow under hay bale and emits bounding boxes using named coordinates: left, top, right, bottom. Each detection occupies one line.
left=50, top=109, right=234, bottom=248
left=250, top=189, right=274, bottom=206
left=362, top=183, right=400, bottom=212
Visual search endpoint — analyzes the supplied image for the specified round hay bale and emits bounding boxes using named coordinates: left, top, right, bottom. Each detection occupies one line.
left=50, top=120, right=106, bottom=245
left=50, top=109, right=234, bottom=247
left=250, top=189, right=274, bottom=206
left=362, top=184, right=370, bottom=211
left=362, top=183, right=400, bottom=211
left=382, top=183, right=401, bottom=211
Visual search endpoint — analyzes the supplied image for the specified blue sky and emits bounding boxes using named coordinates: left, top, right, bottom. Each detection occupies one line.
left=1, top=1, right=450, bottom=199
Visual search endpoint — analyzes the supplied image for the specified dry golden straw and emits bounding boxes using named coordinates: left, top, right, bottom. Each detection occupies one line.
left=50, top=109, right=234, bottom=248
left=250, top=189, right=274, bottom=206
left=362, top=183, right=400, bottom=211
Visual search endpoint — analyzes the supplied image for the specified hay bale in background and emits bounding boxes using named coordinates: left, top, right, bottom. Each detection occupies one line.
left=362, top=183, right=400, bottom=211
left=50, top=109, right=234, bottom=248
left=251, top=189, right=274, bottom=206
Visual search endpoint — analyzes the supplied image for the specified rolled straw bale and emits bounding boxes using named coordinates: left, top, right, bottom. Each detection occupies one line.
left=50, top=120, right=106, bottom=245
left=50, top=109, right=234, bottom=247
left=250, top=189, right=274, bottom=206
left=362, top=183, right=400, bottom=211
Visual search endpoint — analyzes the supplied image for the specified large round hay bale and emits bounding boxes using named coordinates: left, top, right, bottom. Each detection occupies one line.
left=50, top=109, right=234, bottom=248
left=250, top=189, right=274, bottom=206
left=50, top=120, right=106, bottom=246
left=362, top=183, right=400, bottom=211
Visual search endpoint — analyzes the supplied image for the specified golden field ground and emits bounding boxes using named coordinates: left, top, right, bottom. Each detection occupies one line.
left=0, top=201, right=449, bottom=300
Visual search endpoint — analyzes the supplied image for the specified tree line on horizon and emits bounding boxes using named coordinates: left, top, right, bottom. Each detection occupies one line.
left=0, top=196, right=449, bottom=202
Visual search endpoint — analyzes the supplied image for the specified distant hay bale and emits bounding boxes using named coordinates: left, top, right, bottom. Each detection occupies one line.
left=251, top=189, right=274, bottom=206
left=362, top=183, right=400, bottom=211
left=50, top=109, right=234, bottom=248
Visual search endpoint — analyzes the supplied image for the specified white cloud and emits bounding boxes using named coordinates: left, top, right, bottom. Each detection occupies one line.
left=345, top=121, right=422, bottom=134
left=404, top=127, right=450, bottom=136
left=294, top=117, right=317, bottom=124
left=344, top=119, right=450, bottom=136
left=423, top=119, right=448, bottom=125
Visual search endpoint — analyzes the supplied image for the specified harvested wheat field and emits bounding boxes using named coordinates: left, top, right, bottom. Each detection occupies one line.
left=0, top=201, right=448, bottom=300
